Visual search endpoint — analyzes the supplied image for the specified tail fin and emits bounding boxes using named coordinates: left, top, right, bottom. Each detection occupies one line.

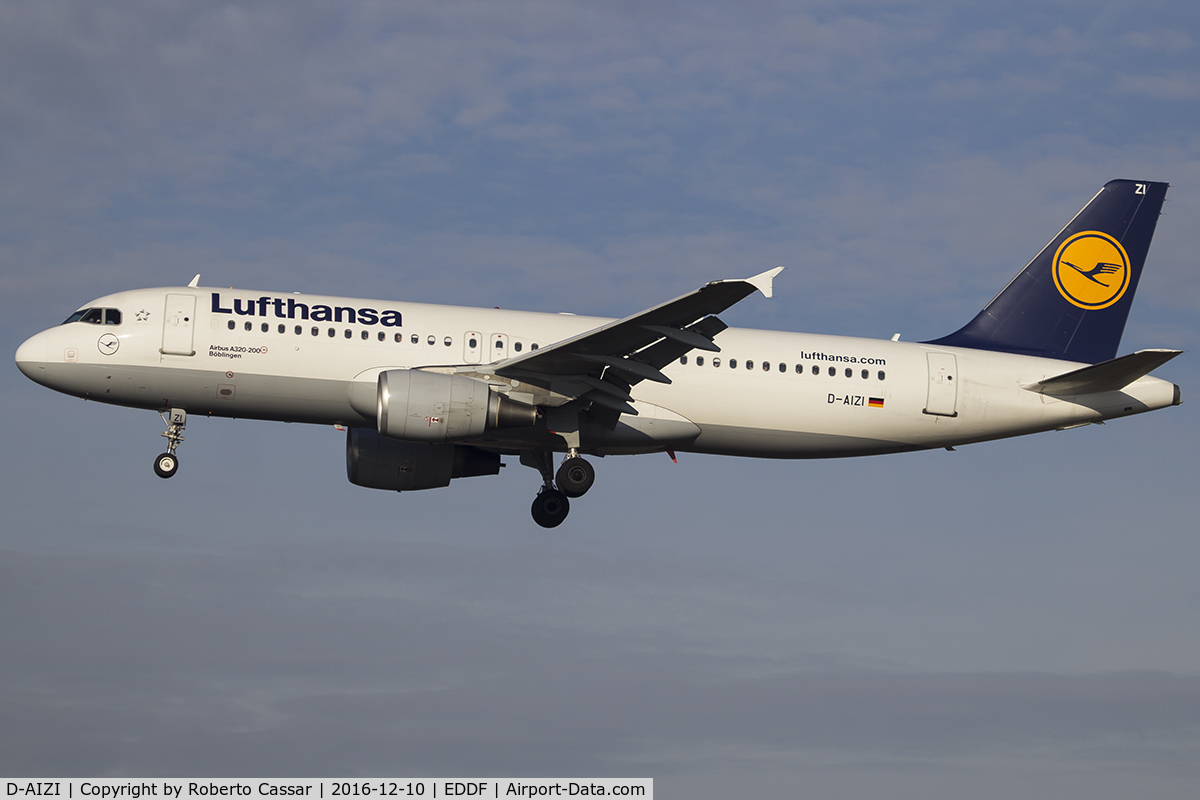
left=926, top=179, right=1168, bottom=364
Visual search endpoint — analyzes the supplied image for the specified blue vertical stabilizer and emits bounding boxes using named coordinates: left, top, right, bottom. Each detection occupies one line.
left=926, top=180, right=1168, bottom=364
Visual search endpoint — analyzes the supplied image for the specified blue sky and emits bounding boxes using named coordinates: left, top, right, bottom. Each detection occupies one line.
left=2, top=2, right=1199, bottom=796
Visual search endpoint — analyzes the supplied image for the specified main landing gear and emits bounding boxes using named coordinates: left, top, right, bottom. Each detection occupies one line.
left=522, top=449, right=596, bottom=528
left=154, top=408, right=186, bottom=479
left=556, top=455, right=595, bottom=497
left=531, top=488, right=570, bottom=529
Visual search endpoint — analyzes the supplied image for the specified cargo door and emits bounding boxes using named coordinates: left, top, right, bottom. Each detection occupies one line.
left=925, top=352, right=958, bottom=416
left=161, top=294, right=197, bottom=356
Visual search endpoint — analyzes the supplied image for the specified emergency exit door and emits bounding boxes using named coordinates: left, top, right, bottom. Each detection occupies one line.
left=463, top=331, right=482, bottom=364
left=491, top=333, right=509, bottom=361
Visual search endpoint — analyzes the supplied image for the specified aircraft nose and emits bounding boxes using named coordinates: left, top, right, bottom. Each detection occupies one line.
left=15, top=332, right=48, bottom=379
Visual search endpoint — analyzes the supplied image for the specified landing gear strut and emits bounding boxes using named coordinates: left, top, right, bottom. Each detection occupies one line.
left=154, top=408, right=186, bottom=479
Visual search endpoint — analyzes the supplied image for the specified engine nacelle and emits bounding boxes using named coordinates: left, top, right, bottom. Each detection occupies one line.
left=377, top=369, right=536, bottom=443
left=346, top=427, right=501, bottom=492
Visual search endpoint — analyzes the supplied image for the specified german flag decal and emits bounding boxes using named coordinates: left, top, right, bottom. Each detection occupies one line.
left=868, top=397, right=884, bottom=408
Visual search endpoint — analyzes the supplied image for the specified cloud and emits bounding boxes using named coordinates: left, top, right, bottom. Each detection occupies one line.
left=1113, top=72, right=1200, bottom=99
left=1125, top=30, right=1193, bottom=51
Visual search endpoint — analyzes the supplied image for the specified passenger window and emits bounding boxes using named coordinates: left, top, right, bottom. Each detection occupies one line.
left=713, top=357, right=721, bottom=367
left=228, top=320, right=235, bottom=330
left=377, top=332, right=384, bottom=341
left=729, top=359, right=737, bottom=369
left=514, top=342, right=522, bottom=352
left=746, top=360, right=753, bottom=370
left=430, top=336, right=438, bottom=346
left=469, top=337, right=478, bottom=348
left=244, top=321, right=252, bottom=331
left=697, top=356, right=705, bottom=366
left=531, top=344, right=538, bottom=350
left=812, top=365, right=819, bottom=375
left=104, top=309, right=122, bottom=325
left=878, top=370, right=886, bottom=380
left=764, top=362, right=771, bottom=372
left=795, top=364, right=803, bottom=374
left=828, top=367, right=836, bottom=376
left=295, top=326, right=302, bottom=335
left=278, top=324, right=285, bottom=334
left=394, top=333, right=402, bottom=343
left=779, top=363, right=785, bottom=372
left=862, top=369, right=869, bottom=379
left=261, top=323, right=269, bottom=333
left=345, top=329, right=352, bottom=339
left=444, top=337, right=452, bottom=347
left=845, top=368, right=852, bottom=378
left=81, top=309, right=103, bottom=324
left=680, top=355, right=688, bottom=365
left=411, top=334, right=419, bottom=344
left=361, top=330, right=368, bottom=340
left=311, top=327, right=319, bottom=336
left=328, top=328, right=335, bottom=337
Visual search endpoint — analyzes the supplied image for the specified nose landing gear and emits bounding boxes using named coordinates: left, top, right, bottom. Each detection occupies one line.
left=154, top=408, right=186, bottom=479
left=153, top=452, right=179, bottom=479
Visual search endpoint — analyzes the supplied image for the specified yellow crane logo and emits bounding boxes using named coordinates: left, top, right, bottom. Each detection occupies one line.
left=1052, top=231, right=1130, bottom=310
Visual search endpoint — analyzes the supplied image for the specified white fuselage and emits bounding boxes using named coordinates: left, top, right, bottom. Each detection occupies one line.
left=15, top=286, right=1180, bottom=459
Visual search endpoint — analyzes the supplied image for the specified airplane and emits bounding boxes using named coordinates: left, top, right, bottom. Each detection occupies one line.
left=14, top=179, right=1182, bottom=527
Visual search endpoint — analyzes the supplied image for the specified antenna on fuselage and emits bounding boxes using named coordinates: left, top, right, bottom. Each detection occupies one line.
left=187, top=274, right=200, bottom=287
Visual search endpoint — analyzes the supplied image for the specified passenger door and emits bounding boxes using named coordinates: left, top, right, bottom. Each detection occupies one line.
left=161, top=294, right=197, bottom=356
left=924, top=352, right=958, bottom=416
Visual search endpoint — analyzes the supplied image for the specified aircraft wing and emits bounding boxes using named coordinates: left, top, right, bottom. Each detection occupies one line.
left=461, top=267, right=783, bottom=415
left=1025, top=349, right=1183, bottom=396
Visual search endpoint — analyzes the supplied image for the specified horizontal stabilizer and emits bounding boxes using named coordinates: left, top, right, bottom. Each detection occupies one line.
left=1025, top=349, right=1182, bottom=396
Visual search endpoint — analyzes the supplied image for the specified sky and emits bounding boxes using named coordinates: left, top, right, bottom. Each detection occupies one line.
left=2, top=1, right=1199, bottom=796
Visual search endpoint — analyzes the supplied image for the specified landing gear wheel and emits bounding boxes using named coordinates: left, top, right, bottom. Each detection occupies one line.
left=531, top=488, right=571, bottom=528
left=153, top=452, right=179, bottom=479
left=556, top=457, right=595, bottom=498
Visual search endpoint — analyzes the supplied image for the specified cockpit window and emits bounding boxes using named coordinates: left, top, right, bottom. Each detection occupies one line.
left=62, top=307, right=122, bottom=325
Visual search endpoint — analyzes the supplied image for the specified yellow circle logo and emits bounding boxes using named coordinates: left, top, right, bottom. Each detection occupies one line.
left=1052, top=231, right=1130, bottom=310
